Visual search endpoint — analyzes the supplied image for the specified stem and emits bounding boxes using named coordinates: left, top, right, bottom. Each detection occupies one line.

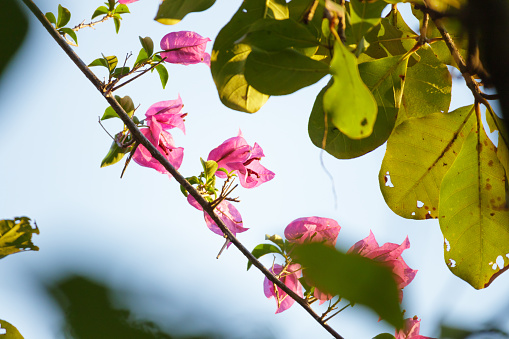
left=110, top=58, right=166, bottom=92
left=21, top=0, right=345, bottom=337
left=72, top=15, right=111, bottom=32
left=323, top=303, right=352, bottom=323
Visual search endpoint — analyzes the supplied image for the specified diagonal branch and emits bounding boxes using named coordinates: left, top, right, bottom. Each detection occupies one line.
left=20, top=0, right=344, bottom=337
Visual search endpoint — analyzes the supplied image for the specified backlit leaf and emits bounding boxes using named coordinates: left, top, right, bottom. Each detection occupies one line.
left=0, top=319, right=24, bottom=339
left=155, top=0, right=216, bottom=25
left=348, top=0, right=388, bottom=45
left=59, top=28, right=78, bottom=45
left=139, top=36, right=154, bottom=57
left=56, top=4, right=71, bottom=28
left=115, top=4, right=130, bottom=15
left=155, top=64, right=169, bottom=89
left=101, top=142, right=132, bottom=168
left=0, top=217, right=39, bottom=260
left=45, top=12, right=56, bottom=24
left=247, top=243, right=282, bottom=271
left=380, top=105, right=475, bottom=219
left=91, top=6, right=109, bottom=20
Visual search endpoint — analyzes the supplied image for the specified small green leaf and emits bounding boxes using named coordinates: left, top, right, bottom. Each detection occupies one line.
left=111, top=67, right=130, bottom=78
left=113, top=17, right=121, bottom=33
left=292, top=243, right=403, bottom=329
left=244, top=48, right=328, bottom=95
left=91, top=6, right=109, bottom=20
left=107, top=0, right=116, bottom=11
left=134, top=48, right=149, bottom=67
left=45, top=12, right=56, bottom=24
left=88, top=57, right=109, bottom=68
left=373, top=334, right=396, bottom=339
left=59, top=27, right=78, bottom=45
left=247, top=243, right=282, bottom=270
left=119, top=96, right=135, bottom=117
left=139, top=36, right=154, bottom=56
left=56, top=4, right=71, bottom=28
left=155, top=0, right=216, bottom=25
left=0, top=217, right=39, bottom=260
left=115, top=4, right=130, bottom=14
left=103, top=55, right=118, bottom=72
left=100, top=142, right=131, bottom=168
left=323, top=41, right=378, bottom=139
left=0, top=319, right=24, bottom=339
left=101, top=106, right=118, bottom=120
left=265, top=234, right=285, bottom=249
left=155, top=64, right=169, bottom=89
left=201, top=159, right=218, bottom=181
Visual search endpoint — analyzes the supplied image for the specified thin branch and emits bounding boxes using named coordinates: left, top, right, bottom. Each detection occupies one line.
left=110, top=58, right=165, bottom=92
left=72, top=15, right=111, bottom=32
left=21, top=1, right=344, bottom=338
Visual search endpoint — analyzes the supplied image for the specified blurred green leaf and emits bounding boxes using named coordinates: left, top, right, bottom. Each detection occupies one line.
left=244, top=48, right=328, bottom=95
left=45, top=12, right=56, bottom=24
left=139, top=36, right=154, bottom=57
left=348, top=0, right=387, bottom=45
left=91, top=6, right=109, bottom=20
left=115, top=4, right=130, bottom=14
left=380, top=105, right=474, bottom=220
left=440, top=121, right=509, bottom=289
left=59, top=27, right=78, bottom=45
left=0, top=0, right=29, bottom=77
left=372, top=334, right=396, bottom=339
left=0, top=319, right=24, bottom=339
left=323, top=41, right=378, bottom=139
left=56, top=4, right=71, bottom=28
left=154, top=65, right=169, bottom=89
left=107, top=0, right=116, bottom=11
left=155, top=0, right=216, bottom=25
left=292, top=243, right=403, bottom=329
left=101, top=142, right=131, bottom=168
left=247, top=244, right=282, bottom=271
left=211, top=0, right=288, bottom=113
left=0, top=217, right=39, bottom=260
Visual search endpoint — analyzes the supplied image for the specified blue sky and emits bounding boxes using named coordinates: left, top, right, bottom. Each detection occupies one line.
left=1, top=1, right=508, bottom=338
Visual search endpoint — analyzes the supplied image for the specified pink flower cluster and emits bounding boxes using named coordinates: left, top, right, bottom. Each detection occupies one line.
left=264, top=217, right=416, bottom=314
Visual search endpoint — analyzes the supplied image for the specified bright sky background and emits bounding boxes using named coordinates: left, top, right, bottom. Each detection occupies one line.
left=1, top=1, right=508, bottom=338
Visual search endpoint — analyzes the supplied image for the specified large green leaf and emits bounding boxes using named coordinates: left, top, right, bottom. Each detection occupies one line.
left=155, top=0, right=216, bottom=25
left=323, top=41, right=378, bottom=139
left=292, top=243, right=403, bottom=329
left=0, top=217, right=39, bottom=259
left=309, top=54, right=408, bottom=158
left=439, top=120, right=509, bottom=289
left=211, top=0, right=288, bottom=113
left=244, top=48, right=328, bottom=95
left=348, top=0, right=388, bottom=45
left=0, top=319, right=24, bottom=339
left=398, top=45, right=452, bottom=122
left=379, top=105, right=475, bottom=219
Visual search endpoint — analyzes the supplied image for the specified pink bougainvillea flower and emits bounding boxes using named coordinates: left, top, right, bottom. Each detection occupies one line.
left=285, top=217, right=341, bottom=247
left=145, top=96, right=186, bottom=139
left=132, top=128, right=183, bottom=178
left=284, top=216, right=340, bottom=304
left=187, top=195, right=248, bottom=242
left=347, top=230, right=417, bottom=302
left=395, top=316, right=435, bottom=339
left=207, top=131, right=275, bottom=189
left=160, top=31, right=211, bottom=66
left=263, top=263, right=303, bottom=314
left=118, top=0, right=138, bottom=4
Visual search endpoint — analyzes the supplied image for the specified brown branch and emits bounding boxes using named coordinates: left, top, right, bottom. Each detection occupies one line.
left=72, top=15, right=111, bottom=32
left=21, top=0, right=344, bottom=337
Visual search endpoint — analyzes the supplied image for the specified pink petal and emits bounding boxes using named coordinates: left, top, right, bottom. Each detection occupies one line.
left=145, top=97, right=186, bottom=134
left=118, top=0, right=138, bottom=4
left=160, top=31, right=211, bottom=65
left=347, top=230, right=379, bottom=256
left=264, top=264, right=303, bottom=313
left=285, top=217, right=341, bottom=246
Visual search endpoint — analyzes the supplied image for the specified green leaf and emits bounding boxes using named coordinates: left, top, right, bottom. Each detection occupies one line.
left=240, top=18, right=320, bottom=51
left=0, top=217, right=39, bottom=260
left=107, top=0, right=116, bottom=11
left=379, top=105, right=475, bottom=220
left=111, top=67, right=130, bottom=78
left=134, top=48, right=149, bottom=67
left=347, top=0, right=388, bottom=45
left=247, top=244, right=282, bottom=271
left=292, top=243, right=403, bottom=329
left=244, top=48, right=328, bottom=95
left=1, top=0, right=29, bottom=76
left=45, top=12, right=56, bottom=24
left=0, top=319, right=24, bottom=339
left=91, top=6, right=109, bottom=19
left=373, top=334, right=396, bottom=339
left=101, top=106, right=118, bottom=120
left=398, top=45, right=452, bottom=122
left=113, top=17, right=121, bottom=34
left=59, top=27, right=78, bottom=45
left=56, top=4, right=71, bottom=28
left=115, top=4, right=130, bottom=14
left=201, top=159, right=218, bottom=181
left=104, top=55, right=118, bottom=73
left=323, top=41, right=378, bottom=139
left=211, top=0, right=288, bottom=113
left=119, top=96, right=135, bottom=117
left=309, top=54, right=408, bottom=159
left=155, top=0, right=216, bottom=25
left=100, top=142, right=131, bottom=168
left=439, top=120, right=509, bottom=289
left=154, top=65, right=169, bottom=89
left=265, top=234, right=285, bottom=249
left=88, top=58, right=109, bottom=68
left=139, top=36, right=154, bottom=57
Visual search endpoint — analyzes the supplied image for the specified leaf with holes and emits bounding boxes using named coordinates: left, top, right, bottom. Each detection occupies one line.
left=0, top=319, right=24, bottom=339
left=0, top=217, right=39, bottom=260
left=211, top=0, right=288, bottom=113
left=309, top=54, right=408, bottom=158
left=155, top=0, right=216, bottom=25
left=379, top=105, right=475, bottom=220
left=439, top=121, right=509, bottom=289
left=323, top=41, right=378, bottom=139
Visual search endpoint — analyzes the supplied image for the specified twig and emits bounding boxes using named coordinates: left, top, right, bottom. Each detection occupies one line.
left=110, top=58, right=166, bottom=92
left=72, top=15, right=111, bottom=32
left=21, top=1, right=345, bottom=338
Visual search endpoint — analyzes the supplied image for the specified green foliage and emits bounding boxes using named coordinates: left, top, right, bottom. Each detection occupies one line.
left=91, top=6, right=109, bottom=20
left=0, top=0, right=29, bottom=77
left=292, top=243, right=403, bottom=329
left=347, top=0, right=387, bottom=46
left=101, top=141, right=132, bottom=168
left=0, top=217, right=39, bottom=260
left=372, top=334, right=396, bottom=339
left=247, top=243, right=282, bottom=270
left=155, top=0, right=216, bottom=25
left=56, top=4, right=71, bottom=28
left=0, top=319, right=24, bottom=339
